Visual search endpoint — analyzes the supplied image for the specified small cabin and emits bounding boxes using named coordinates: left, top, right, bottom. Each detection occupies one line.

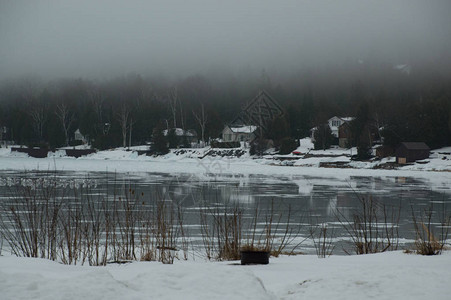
left=395, top=142, right=430, bottom=164
left=222, top=125, right=258, bottom=143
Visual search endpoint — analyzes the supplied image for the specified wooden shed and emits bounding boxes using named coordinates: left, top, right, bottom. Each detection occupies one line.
left=395, top=142, right=430, bottom=164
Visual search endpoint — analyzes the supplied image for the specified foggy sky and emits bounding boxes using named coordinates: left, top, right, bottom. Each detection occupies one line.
left=1, top=0, right=450, bottom=80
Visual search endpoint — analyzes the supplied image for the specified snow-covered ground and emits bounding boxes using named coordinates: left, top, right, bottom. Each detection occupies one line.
left=1, top=251, right=450, bottom=300
left=1, top=141, right=450, bottom=183
left=1, top=142, right=451, bottom=299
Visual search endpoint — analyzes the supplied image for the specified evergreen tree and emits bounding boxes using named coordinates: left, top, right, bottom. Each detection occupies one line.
left=351, top=102, right=372, bottom=159
left=250, top=138, right=268, bottom=156
left=279, top=137, right=298, bottom=154
left=167, top=128, right=178, bottom=149
left=152, top=121, right=168, bottom=154
left=268, top=115, right=290, bottom=143
left=314, top=124, right=333, bottom=150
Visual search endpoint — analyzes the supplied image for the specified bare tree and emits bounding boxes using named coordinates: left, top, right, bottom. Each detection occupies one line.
left=193, top=103, right=208, bottom=144
left=18, top=76, right=46, bottom=142
left=128, top=118, right=133, bottom=149
left=168, top=87, right=178, bottom=128
left=88, top=87, right=106, bottom=136
left=116, top=104, right=130, bottom=148
left=29, top=106, right=47, bottom=143
left=55, top=103, right=74, bottom=146
left=179, top=98, right=185, bottom=130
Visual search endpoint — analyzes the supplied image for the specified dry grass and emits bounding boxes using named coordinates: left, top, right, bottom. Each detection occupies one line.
left=0, top=176, right=186, bottom=265
left=240, top=244, right=268, bottom=252
left=411, top=205, right=450, bottom=255
left=199, top=199, right=303, bottom=261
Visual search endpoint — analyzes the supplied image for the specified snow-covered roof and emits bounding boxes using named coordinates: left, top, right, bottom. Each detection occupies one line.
left=229, top=125, right=258, bottom=134
left=340, top=117, right=355, bottom=122
left=163, top=128, right=196, bottom=137
left=328, top=116, right=354, bottom=122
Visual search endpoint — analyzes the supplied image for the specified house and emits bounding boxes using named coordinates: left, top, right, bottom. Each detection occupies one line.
left=328, top=116, right=354, bottom=138
left=163, top=128, right=198, bottom=145
left=222, top=125, right=258, bottom=143
left=395, top=142, right=430, bottom=164
left=311, top=116, right=354, bottom=143
left=74, top=129, right=87, bottom=144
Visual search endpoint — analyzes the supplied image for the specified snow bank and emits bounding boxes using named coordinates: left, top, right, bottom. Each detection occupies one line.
left=1, top=251, right=450, bottom=299
left=0, top=143, right=450, bottom=184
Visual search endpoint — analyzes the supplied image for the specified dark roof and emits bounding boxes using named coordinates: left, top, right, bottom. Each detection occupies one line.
left=399, top=142, right=430, bottom=150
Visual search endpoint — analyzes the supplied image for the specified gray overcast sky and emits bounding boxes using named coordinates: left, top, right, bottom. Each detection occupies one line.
left=1, top=0, right=450, bottom=80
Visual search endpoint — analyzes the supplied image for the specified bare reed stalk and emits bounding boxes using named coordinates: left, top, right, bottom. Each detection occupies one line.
left=116, top=188, right=138, bottom=261
left=216, top=205, right=242, bottom=260
left=177, top=205, right=189, bottom=261
left=0, top=180, right=64, bottom=260
left=309, top=220, right=335, bottom=258
left=199, top=207, right=214, bottom=260
left=58, top=197, right=83, bottom=265
left=337, top=194, right=400, bottom=255
left=82, top=189, right=108, bottom=265
left=264, top=201, right=301, bottom=256
left=199, top=199, right=302, bottom=260
left=138, top=215, right=155, bottom=261
left=154, top=198, right=180, bottom=264
left=198, top=202, right=243, bottom=261
left=246, top=200, right=301, bottom=256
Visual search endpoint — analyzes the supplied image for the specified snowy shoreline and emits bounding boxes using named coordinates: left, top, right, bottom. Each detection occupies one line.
left=1, top=146, right=451, bottom=182
left=1, top=251, right=450, bottom=300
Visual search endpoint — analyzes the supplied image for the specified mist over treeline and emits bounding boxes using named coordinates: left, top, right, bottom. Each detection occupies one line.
left=0, top=60, right=450, bottom=150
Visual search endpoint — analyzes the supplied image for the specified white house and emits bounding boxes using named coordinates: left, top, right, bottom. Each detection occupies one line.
left=311, top=116, right=354, bottom=140
left=222, top=125, right=258, bottom=143
left=74, top=129, right=87, bottom=144
left=327, top=116, right=354, bottom=137
left=163, top=128, right=198, bottom=144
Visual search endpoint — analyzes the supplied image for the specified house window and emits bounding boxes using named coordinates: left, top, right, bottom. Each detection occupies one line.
left=331, top=120, right=341, bottom=127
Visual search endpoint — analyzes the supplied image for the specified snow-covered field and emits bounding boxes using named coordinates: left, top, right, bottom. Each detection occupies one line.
left=0, top=141, right=451, bottom=177
left=1, top=251, right=450, bottom=300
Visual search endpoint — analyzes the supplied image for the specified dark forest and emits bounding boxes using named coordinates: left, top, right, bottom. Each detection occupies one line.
left=0, top=60, right=450, bottom=151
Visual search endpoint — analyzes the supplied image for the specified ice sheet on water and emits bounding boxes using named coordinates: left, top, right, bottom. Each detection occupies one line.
left=0, top=176, right=98, bottom=189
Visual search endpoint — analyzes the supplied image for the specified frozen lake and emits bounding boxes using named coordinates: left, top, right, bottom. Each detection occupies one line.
left=1, top=170, right=450, bottom=255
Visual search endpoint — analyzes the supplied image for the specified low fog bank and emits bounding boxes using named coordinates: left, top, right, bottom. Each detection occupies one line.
left=1, top=1, right=450, bottom=152
left=1, top=0, right=450, bottom=81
